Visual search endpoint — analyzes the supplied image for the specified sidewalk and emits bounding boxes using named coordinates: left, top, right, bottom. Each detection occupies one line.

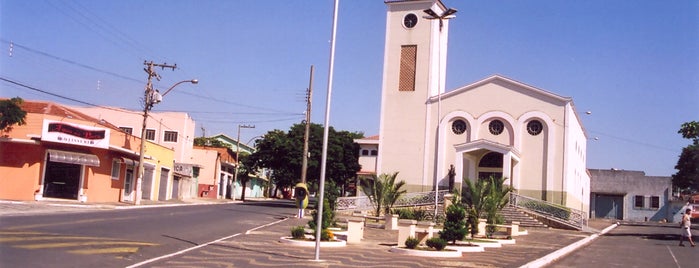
left=0, top=198, right=238, bottom=217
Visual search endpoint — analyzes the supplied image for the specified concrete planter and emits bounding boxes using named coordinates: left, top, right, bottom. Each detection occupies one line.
left=389, top=246, right=462, bottom=257
left=278, top=236, right=347, bottom=248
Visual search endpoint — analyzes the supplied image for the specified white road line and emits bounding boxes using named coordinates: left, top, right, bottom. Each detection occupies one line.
left=126, top=217, right=288, bottom=268
left=666, top=245, right=681, bottom=268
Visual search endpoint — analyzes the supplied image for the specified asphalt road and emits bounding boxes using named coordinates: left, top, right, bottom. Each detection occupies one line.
left=0, top=200, right=298, bottom=267
left=548, top=223, right=699, bottom=267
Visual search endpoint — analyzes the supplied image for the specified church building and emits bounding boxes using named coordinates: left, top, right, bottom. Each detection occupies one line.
left=359, top=0, right=590, bottom=212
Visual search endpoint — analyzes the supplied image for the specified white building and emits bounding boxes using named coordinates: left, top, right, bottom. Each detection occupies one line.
left=358, top=0, right=590, bottom=212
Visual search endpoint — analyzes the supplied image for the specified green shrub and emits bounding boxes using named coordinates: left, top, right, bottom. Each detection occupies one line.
left=393, top=208, right=414, bottom=219
left=412, top=208, right=430, bottom=221
left=290, top=226, right=305, bottom=239
left=405, top=236, right=420, bottom=249
left=425, top=237, right=447, bottom=251
left=439, top=204, right=467, bottom=244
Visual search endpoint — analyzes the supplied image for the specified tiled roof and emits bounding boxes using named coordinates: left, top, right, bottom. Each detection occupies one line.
left=9, top=98, right=122, bottom=130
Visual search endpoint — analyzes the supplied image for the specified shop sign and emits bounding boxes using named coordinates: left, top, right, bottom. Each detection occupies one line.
left=42, top=119, right=111, bottom=149
left=174, top=163, right=193, bottom=177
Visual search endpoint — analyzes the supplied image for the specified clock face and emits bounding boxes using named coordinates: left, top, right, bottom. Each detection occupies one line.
left=403, top=13, right=418, bottom=28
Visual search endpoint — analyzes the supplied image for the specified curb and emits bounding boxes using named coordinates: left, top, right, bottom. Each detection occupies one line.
left=519, top=222, right=619, bottom=268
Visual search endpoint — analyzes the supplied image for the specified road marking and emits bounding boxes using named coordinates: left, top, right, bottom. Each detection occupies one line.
left=126, top=217, right=289, bottom=268
left=69, top=247, right=140, bottom=255
left=666, top=245, right=681, bottom=268
left=17, top=241, right=156, bottom=249
left=0, top=229, right=158, bottom=257
left=0, top=235, right=103, bottom=242
left=6, top=216, right=137, bottom=230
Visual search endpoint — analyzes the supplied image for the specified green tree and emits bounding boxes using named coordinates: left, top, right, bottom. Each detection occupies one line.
left=462, top=177, right=490, bottom=238
left=673, top=121, right=699, bottom=193
left=439, top=203, right=467, bottom=244
left=0, top=97, right=27, bottom=132
left=247, top=124, right=362, bottom=197
left=484, top=176, right=513, bottom=235
left=359, top=172, right=407, bottom=217
left=193, top=137, right=229, bottom=147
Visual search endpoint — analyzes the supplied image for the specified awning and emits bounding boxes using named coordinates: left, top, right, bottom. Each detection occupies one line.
left=121, top=157, right=139, bottom=166
left=47, top=149, right=100, bottom=167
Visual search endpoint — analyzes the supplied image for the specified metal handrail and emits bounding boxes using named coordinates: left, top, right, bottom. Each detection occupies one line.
left=509, top=192, right=585, bottom=230
left=336, top=190, right=448, bottom=213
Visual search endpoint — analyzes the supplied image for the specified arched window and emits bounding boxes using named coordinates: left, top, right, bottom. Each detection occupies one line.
left=479, top=152, right=503, bottom=168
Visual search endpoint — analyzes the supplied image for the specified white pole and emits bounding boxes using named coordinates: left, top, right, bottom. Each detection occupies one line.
left=314, top=0, right=339, bottom=261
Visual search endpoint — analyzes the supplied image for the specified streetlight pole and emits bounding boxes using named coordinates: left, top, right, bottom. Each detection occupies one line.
left=233, top=124, right=255, bottom=201
left=423, top=6, right=457, bottom=221
left=134, top=61, right=197, bottom=205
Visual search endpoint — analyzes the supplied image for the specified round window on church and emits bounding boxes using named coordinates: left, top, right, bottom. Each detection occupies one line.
left=489, top=120, right=504, bottom=135
left=451, top=119, right=467, bottom=135
left=527, top=120, right=543, bottom=136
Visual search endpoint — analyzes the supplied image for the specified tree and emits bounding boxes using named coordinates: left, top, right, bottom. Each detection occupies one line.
left=483, top=176, right=513, bottom=234
left=0, top=97, right=27, bottom=132
left=462, top=176, right=514, bottom=237
left=462, top=177, right=490, bottom=238
left=439, top=203, right=467, bottom=244
left=193, top=137, right=229, bottom=147
left=237, top=152, right=255, bottom=201
left=359, top=172, right=407, bottom=217
left=674, top=121, right=699, bottom=193
left=247, top=123, right=362, bottom=197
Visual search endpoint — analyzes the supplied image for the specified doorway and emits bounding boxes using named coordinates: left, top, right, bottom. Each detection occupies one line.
left=595, top=194, right=624, bottom=220
left=123, top=168, right=134, bottom=201
left=43, top=161, right=82, bottom=200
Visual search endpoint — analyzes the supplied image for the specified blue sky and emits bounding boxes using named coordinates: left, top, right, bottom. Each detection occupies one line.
left=1, top=0, right=697, bottom=176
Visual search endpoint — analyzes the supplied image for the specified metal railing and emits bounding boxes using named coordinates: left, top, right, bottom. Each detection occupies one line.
left=509, top=192, right=585, bottom=230
left=336, top=190, right=448, bottom=212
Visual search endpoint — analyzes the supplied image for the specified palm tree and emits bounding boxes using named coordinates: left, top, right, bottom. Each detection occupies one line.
left=462, top=177, right=490, bottom=237
left=484, top=176, right=513, bottom=233
left=462, top=176, right=514, bottom=237
left=359, top=172, right=407, bottom=217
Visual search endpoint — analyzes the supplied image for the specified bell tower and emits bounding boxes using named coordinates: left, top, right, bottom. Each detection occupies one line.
left=378, top=0, right=455, bottom=190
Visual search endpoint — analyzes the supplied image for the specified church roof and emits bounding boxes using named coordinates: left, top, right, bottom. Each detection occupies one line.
left=436, top=74, right=573, bottom=104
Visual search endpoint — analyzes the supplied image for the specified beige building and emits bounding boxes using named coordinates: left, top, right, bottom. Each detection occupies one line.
left=359, top=0, right=590, bottom=212
left=71, top=106, right=198, bottom=200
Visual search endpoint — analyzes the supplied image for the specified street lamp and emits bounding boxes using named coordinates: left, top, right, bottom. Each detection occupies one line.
left=424, top=6, right=457, bottom=221
left=233, top=124, right=255, bottom=200
left=134, top=78, right=198, bottom=205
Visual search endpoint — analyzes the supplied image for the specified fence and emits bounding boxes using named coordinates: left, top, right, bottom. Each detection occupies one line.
left=336, top=190, right=449, bottom=213
left=509, top=192, right=585, bottom=230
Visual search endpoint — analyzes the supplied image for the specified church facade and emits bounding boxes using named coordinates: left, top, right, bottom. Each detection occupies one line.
left=367, top=0, right=590, bottom=211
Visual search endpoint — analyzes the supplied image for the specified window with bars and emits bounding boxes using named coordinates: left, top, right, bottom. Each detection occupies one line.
left=634, top=195, right=644, bottom=208
left=119, top=127, right=133, bottom=135
left=399, top=45, right=417, bottom=92
left=650, top=196, right=660, bottom=209
left=145, top=129, right=156, bottom=141
left=164, top=131, right=178, bottom=142
left=111, top=160, right=120, bottom=180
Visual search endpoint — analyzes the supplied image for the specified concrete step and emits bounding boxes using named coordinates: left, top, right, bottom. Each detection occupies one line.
left=500, top=206, right=548, bottom=228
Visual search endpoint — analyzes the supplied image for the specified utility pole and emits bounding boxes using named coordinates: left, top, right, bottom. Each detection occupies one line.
left=300, top=65, right=314, bottom=184
left=135, top=61, right=176, bottom=205
left=233, top=124, right=255, bottom=200
left=295, top=65, right=314, bottom=219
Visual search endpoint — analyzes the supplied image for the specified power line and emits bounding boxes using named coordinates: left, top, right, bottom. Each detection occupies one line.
left=1, top=39, right=143, bottom=84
